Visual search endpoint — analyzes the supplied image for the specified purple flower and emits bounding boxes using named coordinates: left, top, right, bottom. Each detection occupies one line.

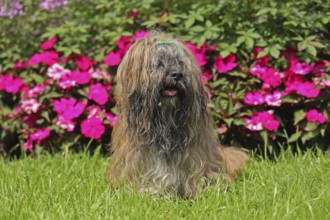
left=39, top=0, right=68, bottom=12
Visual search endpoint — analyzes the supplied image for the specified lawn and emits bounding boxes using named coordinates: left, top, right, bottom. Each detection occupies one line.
left=0, top=150, right=329, bottom=220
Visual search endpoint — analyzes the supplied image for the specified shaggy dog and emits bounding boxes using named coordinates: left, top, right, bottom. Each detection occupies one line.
left=107, top=32, right=248, bottom=198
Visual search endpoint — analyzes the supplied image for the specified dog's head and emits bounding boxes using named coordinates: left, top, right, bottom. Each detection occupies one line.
left=116, top=32, right=210, bottom=155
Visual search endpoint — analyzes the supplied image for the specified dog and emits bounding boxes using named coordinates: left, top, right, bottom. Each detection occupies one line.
left=107, top=32, right=248, bottom=198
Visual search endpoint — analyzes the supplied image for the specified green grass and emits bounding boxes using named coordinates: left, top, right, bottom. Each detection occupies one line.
left=1, top=150, right=330, bottom=220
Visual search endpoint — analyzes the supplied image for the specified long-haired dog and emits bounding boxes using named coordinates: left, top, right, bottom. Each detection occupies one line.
left=107, top=32, right=248, bottom=198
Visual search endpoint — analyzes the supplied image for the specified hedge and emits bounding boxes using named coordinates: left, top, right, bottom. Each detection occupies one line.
left=0, top=0, right=329, bottom=157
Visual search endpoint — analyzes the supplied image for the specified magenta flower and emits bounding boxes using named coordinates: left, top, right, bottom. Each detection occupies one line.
left=57, top=76, right=76, bottom=89
left=26, top=85, right=46, bottom=98
left=320, top=79, right=330, bottom=87
left=260, top=68, right=281, bottom=88
left=14, top=60, right=26, bottom=69
left=250, top=64, right=267, bottom=78
left=80, top=117, right=105, bottom=139
left=201, top=70, right=213, bottom=84
left=214, top=54, right=237, bottom=73
left=243, top=91, right=265, bottom=105
left=116, top=36, right=133, bottom=54
left=39, top=0, right=68, bottom=11
left=21, top=99, right=41, bottom=114
left=53, top=98, right=86, bottom=120
left=40, top=37, right=58, bottom=50
left=47, top=63, right=70, bottom=80
left=70, top=70, right=91, bottom=85
left=306, top=109, right=326, bottom=124
left=28, top=51, right=59, bottom=66
left=265, top=91, right=282, bottom=107
left=0, top=75, right=24, bottom=94
left=296, top=82, right=320, bottom=98
left=289, top=58, right=313, bottom=75
left=104, top=51, right=121, bottom=67
left=105, top=112, right=118, bottom=127
left=133, top=30, right=149, bottom=41
left=22, top=114, right=39, bottom=128
left=86, top=105, right=102, bottom=118
left=245, top=111, right=280, bottom=131
left=185, top=42, right=207, bottom=67
left=244, top=117, right=263, bottom=131
left=76, top=56, right=93, bottom=71
left=56, top=116, right=76, bottom=132
left=30, top=128, right=51, bottom=144
left=23, top=138, right=33, bottom=152
left=88, top=83, right=109, bottom=105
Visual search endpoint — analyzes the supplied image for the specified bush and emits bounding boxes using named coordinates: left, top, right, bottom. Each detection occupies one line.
left=0, top=0, right=329, bottom=157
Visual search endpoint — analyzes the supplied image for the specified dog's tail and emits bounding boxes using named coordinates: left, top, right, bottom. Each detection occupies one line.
left=222, top=147, right=249, bottom=182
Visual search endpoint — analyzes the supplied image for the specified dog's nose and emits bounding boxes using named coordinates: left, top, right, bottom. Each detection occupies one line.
left=171, top=71, right=183, bottom=81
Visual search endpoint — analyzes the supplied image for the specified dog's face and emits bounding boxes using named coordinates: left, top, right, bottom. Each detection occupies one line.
left=149, top=43, right=193, bottom=105
left=116, top=35, right=209, bottom=156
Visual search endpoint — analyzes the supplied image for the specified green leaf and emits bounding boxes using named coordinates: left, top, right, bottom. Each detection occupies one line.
left=191, top=25, right=205, bottom=32
left=30, top=73, right=46, bottom=84
left=294, top=109, right=306, bottom=125
left=245, top=37, right=254, bottom=49
left=256, top=8, right=270, bottom=16
left=303, top=122, right=318, bottom=131
left=270, top=46, right=280, bottom=58
left=220, top=50, right=230, bottom=58
left=301, top=130, right=320, bottom=144
left=257, top=47, right=269, bottom=58
left=185, top=18, right=195, bottom=29
left=288, top=131, right=302, bottom=143
left=306, top=45, right=317, bottom=57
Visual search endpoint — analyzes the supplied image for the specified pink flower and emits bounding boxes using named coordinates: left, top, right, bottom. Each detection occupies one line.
left=30, top=128, right=51, bottom=144
left=306, top=109, right=326, bottom=124
left=57, top=76, right=76, bottom=89
left=243, top=91, right=265, bottom=105
left=289, top=58, right=313, bottom=75
left=133, top=30, right=149, bottom=41
left=47, top=63, right=70, bottom=80
left=116, top=36, right=133, bottom=54
left=28, top=51, right=59, bottom=66
left=88, top=83, right=109, bottom=105
left=53, top=98, right=86, bottom=120
left=23, top=138, right=33, bottom=151
left=214, top=54, right=237, bottom=73
left=128, top=11, right=139, bottom=18
left=265, top=91, right=282, bottom=106
left=14, top=60, right=26, bottom=69
left=320, top=79, right=330, bottom=87
left=75, top=56, right=93, bottom=71
left=56, top=116, right=76, bottom=132
left=260, top=68, right=281, bottom=88
left=250, top=64, right=267, bottom=78
left=87, top=105, right=102, bottom=118
left=201, top=70, right=213, bottom=84
left=0, top=75, right=24, bottom=94
left=80, top=117, right=105, bottom=139
left=22, top=114, right=39, bottom=128
left=21, top=99, right=41, bottom=114
left=296, top=82, right=320, bottom=98
left=70, top=70, right=91, bottom=85
left=26, top=85, right=46, bottom=98
left=40, top=37, right=58, bottom=50
left=104, top=112, right=118, bottom=127
left=244, top=117, right=263, bottom=131
left=104, top=51, right=121, bottom=67
left=245, top=111, right=280, bottom=131
left=185, top=42, right=207, bottom=67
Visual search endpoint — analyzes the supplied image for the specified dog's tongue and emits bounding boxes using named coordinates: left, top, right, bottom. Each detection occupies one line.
left=163, top=89, right=178, bottom=97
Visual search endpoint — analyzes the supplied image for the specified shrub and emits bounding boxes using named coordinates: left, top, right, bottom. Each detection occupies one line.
left=0, top=0, right=329, bottom=156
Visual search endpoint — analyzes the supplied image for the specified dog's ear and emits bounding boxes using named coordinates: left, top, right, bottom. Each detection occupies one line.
left=116, top=38, right=153, bottom=105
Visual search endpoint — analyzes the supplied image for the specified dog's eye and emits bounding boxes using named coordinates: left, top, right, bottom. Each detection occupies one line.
left=156, top=60, right=164, bottom=68
left=178, top=60, right=184, bottom=66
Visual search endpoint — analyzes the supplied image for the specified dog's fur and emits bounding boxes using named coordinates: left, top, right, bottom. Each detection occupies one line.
left=107, top=32, right=248, bottom=198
